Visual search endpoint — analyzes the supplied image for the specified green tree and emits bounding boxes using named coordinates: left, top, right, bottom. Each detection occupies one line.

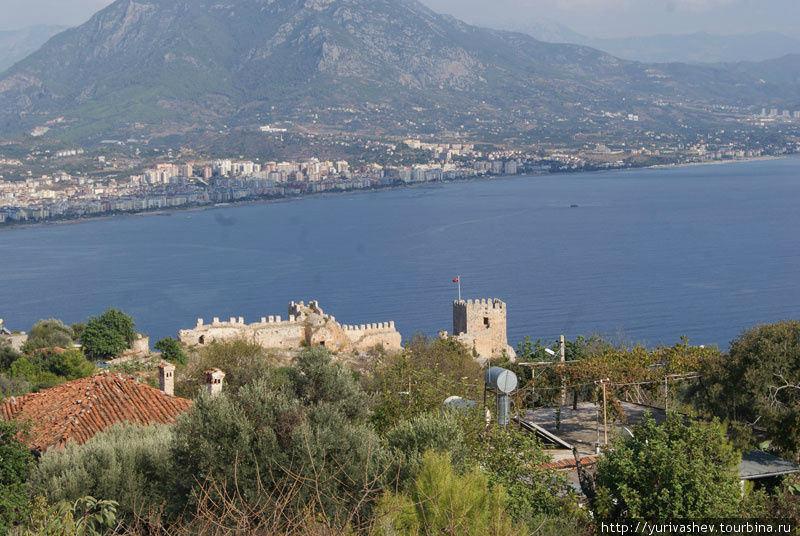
left=154, top=337, right=187, bottom=365
left=70, top=322, right=85, bottom=342
left=0, top=420, right=34, bottom=532
left=10, top=349, right=93, bottom=387
left=367, top=335, right=483, bottom=434
left=21, top=319, right=73, bottom=354
left=471, top=425, right=571, bottom=528
left=594, top=413, right=742, bottom=520
left=9, top=357, right=38, bottom=381
left=45, top=348, right=95, bottom=381
left=81, top=309, right=135, bottom=360
left=371, top=450, right=523, bottom=536
left=694, top=320, right=800, bottom=459
left=174, top=338, right=275, bottom=397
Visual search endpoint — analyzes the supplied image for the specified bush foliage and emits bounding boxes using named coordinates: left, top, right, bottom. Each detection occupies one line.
left=595, top=413, right=742, bottom=520
left=29, top=424, right=174, bottom=521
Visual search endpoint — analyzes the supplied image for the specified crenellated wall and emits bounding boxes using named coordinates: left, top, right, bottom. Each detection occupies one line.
left=178, top=301, right=402, bottom=353
left=340, top=321, right=402, bottom=351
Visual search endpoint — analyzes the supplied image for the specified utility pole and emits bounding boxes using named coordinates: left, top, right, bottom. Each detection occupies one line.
left=559, top=334, right=567, bottom=407
left=601, top=379, right=609, bottom=446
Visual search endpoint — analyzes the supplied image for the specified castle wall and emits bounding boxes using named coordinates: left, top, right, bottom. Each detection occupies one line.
left=178, top=316, right=306, bottom=349
left=178, top=303, right=402, bottom=353
left=341, top=322, right=402, bottom=352
left=2, top=333, right=27, bottom=352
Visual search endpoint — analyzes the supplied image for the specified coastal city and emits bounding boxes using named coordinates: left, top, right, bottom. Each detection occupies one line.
left=1, top=131, right=798, bottom=225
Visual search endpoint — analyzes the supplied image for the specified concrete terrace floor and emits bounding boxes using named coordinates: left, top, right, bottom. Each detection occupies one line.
left=526, top=401, right=668, bottom=458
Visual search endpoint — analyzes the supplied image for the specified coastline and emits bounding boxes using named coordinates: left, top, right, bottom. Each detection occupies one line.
left=646, top=154, right=787, bottom=170
left=1, top=153, right=795, bottom=232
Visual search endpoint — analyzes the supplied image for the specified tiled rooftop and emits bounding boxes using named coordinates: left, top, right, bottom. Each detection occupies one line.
left=541, top=455, right=599, bottom=471
left=1, top=373, right=192, bottom=452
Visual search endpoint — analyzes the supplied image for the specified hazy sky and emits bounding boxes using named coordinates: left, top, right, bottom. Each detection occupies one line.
left=3, top=0, right=800, bottom=38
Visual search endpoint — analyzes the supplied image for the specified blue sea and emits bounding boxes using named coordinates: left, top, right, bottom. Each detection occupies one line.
left=1, top=158, right=799, bottom=350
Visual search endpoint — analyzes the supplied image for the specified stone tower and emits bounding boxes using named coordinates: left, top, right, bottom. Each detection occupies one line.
left=452, top=298, right=514, bottom=361
left=157, top=362, right=176, bottom=396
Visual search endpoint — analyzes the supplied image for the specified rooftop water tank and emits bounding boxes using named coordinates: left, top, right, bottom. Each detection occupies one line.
left=485, top=366, right=517, bottom=393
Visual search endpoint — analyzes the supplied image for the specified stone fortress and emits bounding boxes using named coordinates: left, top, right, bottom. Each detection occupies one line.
left=446, top=298, right=516, bottom=361
left=178, top=298, right=515, bottom=361
left=178, top=300, right=403, bottom=353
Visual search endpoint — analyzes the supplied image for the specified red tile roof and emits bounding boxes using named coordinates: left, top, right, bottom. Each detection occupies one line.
left=1, top=373, right=192, bottom=452
left=541, top=455, right=599, bottom=472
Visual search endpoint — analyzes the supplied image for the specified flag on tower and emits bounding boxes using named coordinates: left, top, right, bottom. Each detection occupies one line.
left=452, top=276, right=459, bottom=283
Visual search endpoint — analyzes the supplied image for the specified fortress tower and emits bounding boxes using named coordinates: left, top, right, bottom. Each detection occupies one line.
left=452, top=298, right=515, bottom=361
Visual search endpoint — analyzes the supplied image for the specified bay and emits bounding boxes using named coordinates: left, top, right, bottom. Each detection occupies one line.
left=1, top=157, right=799, bottom=350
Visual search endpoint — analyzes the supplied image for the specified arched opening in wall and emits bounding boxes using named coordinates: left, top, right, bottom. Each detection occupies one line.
left=199, top=336, right=205, bottom=344
left=484, top=317, right=490, bottom=327
left=319, top=341, right=326, bottom=347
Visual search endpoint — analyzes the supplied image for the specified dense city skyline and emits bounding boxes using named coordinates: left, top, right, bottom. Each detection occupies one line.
left=3, top=0, right=800, bottom=38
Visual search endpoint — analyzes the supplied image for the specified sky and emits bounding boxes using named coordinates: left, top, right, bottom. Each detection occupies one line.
left=2, top=0, right=800, bottom=38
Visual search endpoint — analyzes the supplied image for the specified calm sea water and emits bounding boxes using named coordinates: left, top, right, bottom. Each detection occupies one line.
left=1, top=158, right=799, bottom=350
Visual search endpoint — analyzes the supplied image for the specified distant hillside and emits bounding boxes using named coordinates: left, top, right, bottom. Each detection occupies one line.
left=504, top=21, right=800, bottom=64
left=722, top=54, right=800, bottom=86
left=0, top=0, right=798, bottom=144
left=0, top=25, right=68, bottom=73
left=585, top=32, right=800, bottom=65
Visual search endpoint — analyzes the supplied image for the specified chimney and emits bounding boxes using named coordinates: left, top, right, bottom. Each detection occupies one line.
left=157, top=362, right=176, bottom=396
left=204, top=368, right=225, bottom=396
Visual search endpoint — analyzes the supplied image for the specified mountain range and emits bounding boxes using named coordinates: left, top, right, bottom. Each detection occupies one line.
left=498, top=21, right=800, bottom=64
left=0, top=25, right=69, bottom=73
left=0, top=0, right=798, bottom=145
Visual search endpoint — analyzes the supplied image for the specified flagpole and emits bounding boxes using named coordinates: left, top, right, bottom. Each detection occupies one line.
left=458, top=275, right=462, bottom=302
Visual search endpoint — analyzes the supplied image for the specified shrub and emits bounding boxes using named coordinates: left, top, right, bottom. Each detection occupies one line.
left=471, top=425, right=571, bottom=528
left=170, top=348, right=392, bottom=527
left=594, top=413, right=742, bottom=520
left=175, top=338, right=275, bottom=397
left=0, top=420, right=34, bottom=532
left=154, top=337, right=187, bottom=365
left=0, top=338, right=23, bottom=370
left=44, top=348, right=95, bottom=380
left=384, top=412, right=469, bottom=487
left=11, top=496, right=118, bottom=536
left=371, top=450, right=523, bottom=536
left=21, top=319, right=74, bottom=354
left=29, top=423, right=174, bottom=521
left=367, top=335, right=483, bottom=434
left=0, top=374, right=31, bottom=399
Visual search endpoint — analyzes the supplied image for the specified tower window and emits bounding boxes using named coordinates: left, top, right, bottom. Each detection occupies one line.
left=484, top=317, right=490, bottom=327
